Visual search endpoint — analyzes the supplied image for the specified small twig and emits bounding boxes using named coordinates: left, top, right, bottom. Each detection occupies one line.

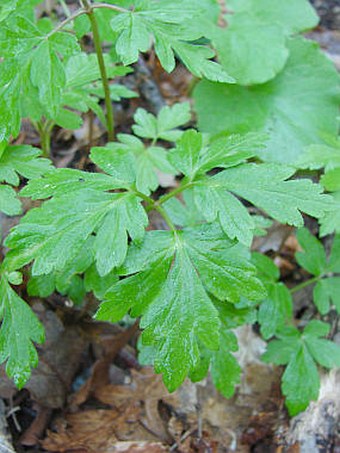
left=58, top=0, right=72, bottom=17
left=170, top=429, right=195, bottom=452
left=290, top=275, right=321, bottom=294
left=92, top=2, right=129, bottom=13
left=46, top=8, right=87, bottom=37
left=6, top=400, right=21, bottom=433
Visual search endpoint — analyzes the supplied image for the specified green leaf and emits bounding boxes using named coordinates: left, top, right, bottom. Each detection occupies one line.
left=190, top=329, right=241, bottom=398
left=0, top=15, right=81, bottom=137
left=319, top=192, right=340, bottom=236
left=328, top=235, right=340, bottom=272
left=263, top=321, right=340, bottom=415
left=0, top=0, right=17, bottom=23
left=193, top=164, right=333, bottom=245
left=213, top=0, right=318, bottom=85
left=295, top=228, right=327, bottom=276
left=194, top=38, right=340, bottom=164
left=84, top=265, right=118, bottom=300
left=258, top=283, right=292, bottom=339
left=0, top=185, right=22, bottom=216
left=313, top=278, right=340, bottom=314
left=115, top=134, right=177, bottom=195
left=111, top=2, right=234, bottom=82
left=281, top=346, right=320, bottom=416
left=132, top=103, right=191, bottom=142
left=0, top=145, right=52, bottom=186
left=30, top=40, right=66, bottom=117
left=210, top=330, right=241, bottom=398
left=90, top=146, right=136, bottom=187
left=297, top=136, right=340, bottom=171
left=5, top=188, right=148, bottom=278
left=213, top=16, right=288, bottom=85
left=28, top=240, right=95, bottom=304
left=164, top=190, right=204, bottom=228
left=169, top=130, right=202, bottom=178
left=20, top=168, right=123, bottom=199
left=0, top=275, right=44, bottom=388
left=7, top=271, right=23, bottom=286
left=252, top=252, right=280, bottom=282
left=252, top=253, right=293, bottom=339
left=27, top=274, right=55, bottom=298
left=168, top=129, right=268, bottom=180
left=227, top=0, right=318, bottom=34
left=96, top=224, right=265, bottom=390
left=321, top=168, right=340, bottom=192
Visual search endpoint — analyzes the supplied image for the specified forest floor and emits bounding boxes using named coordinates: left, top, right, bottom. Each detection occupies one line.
left=0, top=1, right=339, bottom=452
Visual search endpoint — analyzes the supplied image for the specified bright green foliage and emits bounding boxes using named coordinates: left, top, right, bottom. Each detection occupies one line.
left=263, top=321, right=340, bottom=415
left=4, top=150, right=148, bottom=278
left=28, top=239, right=94, bottom=304
left=0, top=145, right=52, bottom=186
left=0, top=274, right=44, bottom=388
left=55, top=53, right=136, bottom=129
left=96, top=225, right=265, bottom=390
left=298, top=135, right=340, bottom=235
left=0, top=0, right=17, bottom=23
left=5, top=189, right=148, bottom=277
left=167, top=131, right=333, bottom=245
left=110, top=0, right=234, bottom=82
left=297, top=136, right=340, bottom=172
left=132, top=103, right=191, bottom=142
left=193, top=38, right=340, bottom=164
left=85, top=265, right=118, bottom=300
left=170, top=133, right=333, bottom=245
left=0, top=144, right=52, bottom=216
left=190, top=330, right=241, bottom=398
left=253, top=253, right=292, bottom=339
left=0, top=15, right=79, bottom=139
left=0, top=186, right=22, bottom=217
left=212, top=0, right=318, bottom=85
left=104, top=103, right=191, bottom=194
left=113, top=135, right=177, bottom=194
left=0, top=0, right=339, bottom=418
left=319, top=192, right=340, bottom=236
left=296, top=229, right=340, bottom=314
left=321, top=169, right=340, bottom=192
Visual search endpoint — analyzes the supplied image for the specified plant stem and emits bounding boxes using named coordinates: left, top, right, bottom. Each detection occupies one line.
left=48, top=2, right=129, bottom=37
left=59, top=0, right=72, bottom=17
left=35, top=120, right=54, bottom=157
left=290, top=276, right=321, bottom=294
left=82, top=0, right=115, bottom=141
left=47, top=8, right=87, bottom=37
left=132, top=189, right=177, bottom=232
left=154, top=204, right=177, bottom=232
left=157, top=182, right=194, bottom=206
left=91, top=2, right=129, bottom=13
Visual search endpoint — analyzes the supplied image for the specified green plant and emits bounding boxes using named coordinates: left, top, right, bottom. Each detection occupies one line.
left=0, top=0, right=339, bottom=416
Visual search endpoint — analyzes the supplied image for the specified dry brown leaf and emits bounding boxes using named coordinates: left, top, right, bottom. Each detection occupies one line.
left=109, top=441, right=169, bottom=452
left=95, top=369, right=172, bottom=442
left=70, top=323, right=139, bottom=409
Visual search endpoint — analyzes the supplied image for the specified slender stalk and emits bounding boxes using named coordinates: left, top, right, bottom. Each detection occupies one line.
left=154, top=204, right=177, bottom=232
left=81, top=0, right=115, bottom=141
left=59, top=0, right=72, bottom=17
left=48, top=2, right=128, bottom=37
left=92, top=2, right=129, bottom=13
left=290, top=276, right=321, bottom=294
left=35, top=120, right=54, bottom=157
left=132, top=189, right=177, bottom=232
left=157, top=182, right=194, bottom=206
left=46, top=8, right=87, bottom=37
